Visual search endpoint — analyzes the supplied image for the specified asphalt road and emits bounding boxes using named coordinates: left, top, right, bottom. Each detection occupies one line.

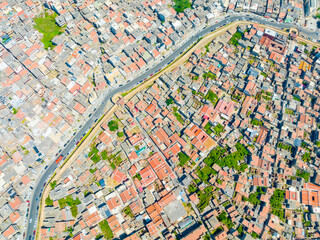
left=25, top=13, right=319, bottom=240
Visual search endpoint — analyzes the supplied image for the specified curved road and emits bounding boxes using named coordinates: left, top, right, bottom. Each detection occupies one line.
left=25, top=13, right=319, bottom=239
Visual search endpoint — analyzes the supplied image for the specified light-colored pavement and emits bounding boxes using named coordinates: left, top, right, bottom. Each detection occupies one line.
left=26, top=13, right=320, bottom=240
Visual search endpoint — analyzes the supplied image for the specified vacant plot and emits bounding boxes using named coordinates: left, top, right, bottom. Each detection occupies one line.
left=33, top=10, right=65, bottom=49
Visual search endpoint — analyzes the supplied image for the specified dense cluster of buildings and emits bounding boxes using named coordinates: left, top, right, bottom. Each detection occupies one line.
left=0, top=0, right=319, bottom=239
left=37, top=23, right=320, bottom=240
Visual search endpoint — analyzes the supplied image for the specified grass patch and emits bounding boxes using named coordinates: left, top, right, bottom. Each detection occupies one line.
left=99, top=219, right=114, bottom=239
left=196, top=165, right=217, bottom=183
left=58, top=195, right=81, bottom=210
left=251, top=119, right=263, bottom=126
left=70, top=205, right=78, bottom=218
left=178, top=152, right=191, bottom=166
left=204, top=122, right=212, bottom=135
left=296, top=169, right=310, bottom=182
left=33, top=10, right=65, bottom=49
left=174, top=112, right=184, bottom=124
left=50, top=180, right=57, bottom=190
left=89, top=145, right=101, bottom=163
left=133, top=173, right=142, bottom=181
left=45, top=196, right=53, bottom=206
left=302, top=152, right=311, bottom=162
left=285, top=108, right=294, bottom=115
left=123, top=206, right=134, bottom=218
left=277, top=142, right=292, bottom=153
left=213, top=123, right=224, bottom=137
left=204, top=143, right=249, bottom=171
left=270, top=189, right=285, bottom=221
left=230, top=31, right=242, bottom=46
left=202, top=72, right=216, bottom=80
left=196, top=186, right=214, bottom=212
left=205, top=90, right=219, bottom=106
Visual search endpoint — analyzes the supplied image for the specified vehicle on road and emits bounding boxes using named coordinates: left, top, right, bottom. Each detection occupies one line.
left=55, top=155, right=63, bottom=164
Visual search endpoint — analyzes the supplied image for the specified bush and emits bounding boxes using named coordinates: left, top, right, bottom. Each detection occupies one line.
left=58, top=195, right=81, bottom=209
left=110, top=163, right=116, bottom=170
left=99, top=219, right=114, bottom=239
left=117, top=132, right=124, bottom=137
left=239, top=163, right=248, bottom=172
left=203, top=143, right=249, bottom=171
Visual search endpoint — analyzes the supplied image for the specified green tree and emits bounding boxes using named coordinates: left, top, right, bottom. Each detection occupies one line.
left=166, top=98, right=174, bottom=105
left=108, top=120, right=119, bottom=131
left=172, top=0, right=192, bottom=13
